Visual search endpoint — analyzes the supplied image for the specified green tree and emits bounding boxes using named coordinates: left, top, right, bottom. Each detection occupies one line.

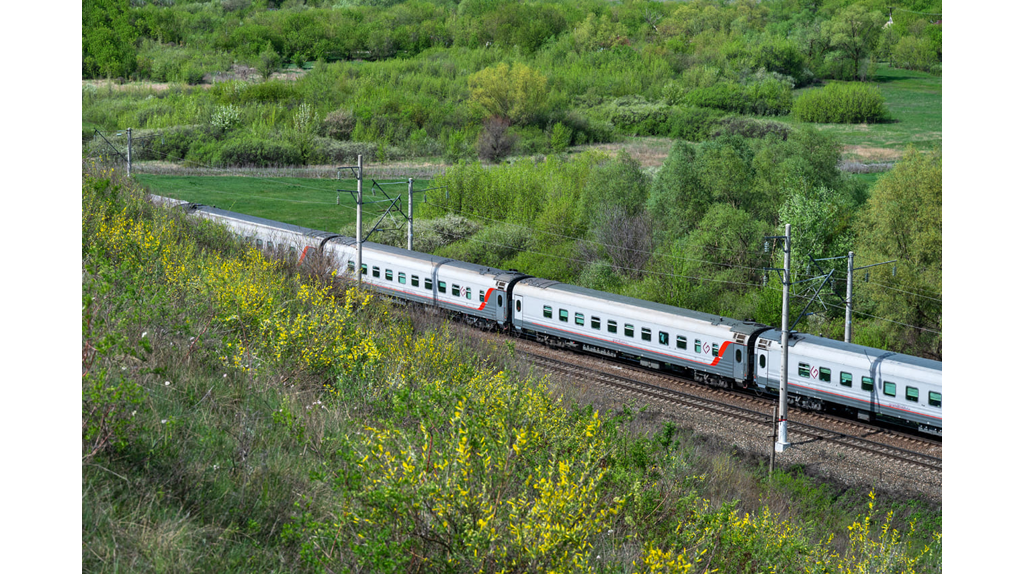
left=778, top=185, right=858, bottom=275
left=258, top=43, right=282, bottom=82
left=468, top=62, right=548, bottom=125
left=83, top=0, right=139, bottom=79
left=854, top=148, right=941, bottom=358
left=821, top=4, right=886, bottom=80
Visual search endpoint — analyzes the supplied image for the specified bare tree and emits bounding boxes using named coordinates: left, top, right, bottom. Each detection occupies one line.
left=579, top=206, right=654, bottom=279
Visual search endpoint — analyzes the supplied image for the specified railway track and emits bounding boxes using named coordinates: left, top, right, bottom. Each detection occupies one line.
left=519, top=349, right=942, bottom=474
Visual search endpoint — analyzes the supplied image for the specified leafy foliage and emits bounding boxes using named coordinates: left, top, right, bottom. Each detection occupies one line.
left=468, top=62, right=549, bottom=125
left=854, top=148, right=941, bottom=358
left=793, top=82, right=890, bottom=124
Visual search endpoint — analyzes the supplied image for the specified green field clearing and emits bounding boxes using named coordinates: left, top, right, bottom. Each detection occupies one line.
left=136, top=174, right=436, bottom=234
left=782, top=64, right=942, bottom=154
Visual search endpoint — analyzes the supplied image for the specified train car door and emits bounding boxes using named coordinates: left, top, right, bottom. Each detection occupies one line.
left=513, top=295, right=523, bottom=325
left=757, top=347, right=770, bottom=389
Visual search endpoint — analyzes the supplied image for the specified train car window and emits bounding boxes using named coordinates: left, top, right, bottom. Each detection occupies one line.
left=412, top=275, right=419, bottom=287
left=735, top=349, right=742, bottom=362
left=466, top=288, right=472, bottom=300
left=515, top=299, right=521, bottom=311
left=385, top=269, right=393, bottom=281
left=479, top=291, right=484, bottom=302
left=883, top=381, right=896, bottom=396
left=906, top=387, right=919, bottom=402
left=607, top=320, right=617, bottom=334
left=759, top=354, right=766, bottom=368
left=819, top=367, right=831, bottom=382
left=928, top=391, right=941, bottom=407
left=498, top=295, right=503, bottom=306
left=267, top=241, right=274, bottom=250
left=641, top=328, right=651, bottom=342
left=347, top=261, right=355, bottom=273
left=861, top=377, right=874, bottom=392
left=438, top=281, right=447, bottom=294
left=398, top=272, right=406, bottom=285
left=256, top=239, right=263, bottom=248
left=592, top=317, right=601, bottom=330
left=361, top=264, right=368, bottom=275
left=677, top=336, right=687, bottom=350
left=425, top=278, right=433, bottom=290
left=289, top=246, right=297, bottom=260
left=625, top=324, right=634, bottom=337
left=543, top=306, right=552, bottom=319
left=559, top=309, right=568, bottom=322
left=575, top=313, right=585, bottom=326
left=798, top=363, right=810, bottom=378
left=659, top=331, right=668, bottom=345
left=451, top=284, right=459, bottom=296
left=694, top=339, right=701, bottom=353
left=712, top=343, right=719, bottom=357
left=372, top=266, right=380, bottom=278
left=840, top=372, right=852, bottom=387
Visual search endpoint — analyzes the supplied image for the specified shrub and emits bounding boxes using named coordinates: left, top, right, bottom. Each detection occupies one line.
left=666, top=106, right=726, bottom=142
left=549, top=122, right=572, bottom=153
left=477, top=117, right=517, bottom=163
left=215, top=136, right=304, bottom=167
left=892, top=36, right=939, bottom=72
left=792, top=82, right=890, bottom=123
left=713, top=117, right=792, bottom=140
left=258, top=44, right=282, bottom=81
left=236, top=81, right=299, bottom=104
left=321, top=108, right=356, bottom=140
left=682, top=77, right=792, bottom=116
left=590, top=96, right=673, bottom=136
left=210, top=104, right=242, bottom=132
left=311, top=138, right=377, bottom=164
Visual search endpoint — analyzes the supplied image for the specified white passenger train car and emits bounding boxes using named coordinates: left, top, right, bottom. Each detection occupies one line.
left=511, top=278, right=770, bottom=388
left=754, top=330, right=942, bottom=435
left=327, top=238, right=526, bottom=329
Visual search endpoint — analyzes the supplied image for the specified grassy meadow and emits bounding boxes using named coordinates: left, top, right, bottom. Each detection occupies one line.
left=136, top=174, right=436, bottom=234
left=785, top=64, right=942, bottom=157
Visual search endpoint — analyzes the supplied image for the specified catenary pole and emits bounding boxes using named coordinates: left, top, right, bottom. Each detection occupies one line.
left=846, top=251, right=854, bottom=343
left=407, top=178, right=414, bottom=250
left=356, top=155, right=363, bottom=286
left=127, top=128, right=132, bottom=177
left=776, top=224, right=792, bottom=454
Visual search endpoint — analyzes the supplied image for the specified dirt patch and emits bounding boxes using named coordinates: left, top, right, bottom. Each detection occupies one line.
left=576, top=137, right=675, bottom=168
left=82, top=64, right=310, bottom=93
left=842, top=145, right=902, bottom=162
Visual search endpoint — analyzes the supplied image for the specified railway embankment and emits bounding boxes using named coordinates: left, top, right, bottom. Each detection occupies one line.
left=82, top=164, right=941, bottom=573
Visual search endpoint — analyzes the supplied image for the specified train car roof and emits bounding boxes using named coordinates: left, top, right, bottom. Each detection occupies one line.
left=193, top=205, right=338, bottom=241
left=516, top=277, right=768, bottom=336
left=759, top=329, right=942, bottom=370
left=333, top=237, right=523, bottom=281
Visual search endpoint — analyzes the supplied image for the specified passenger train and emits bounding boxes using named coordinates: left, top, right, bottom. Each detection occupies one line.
left=168, top=197, right=942, bottom=437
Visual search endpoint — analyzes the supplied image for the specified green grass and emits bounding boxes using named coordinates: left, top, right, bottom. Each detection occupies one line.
left=135, top=174, right=436, bottom=235
left=781, top=64, right=942, bottom=152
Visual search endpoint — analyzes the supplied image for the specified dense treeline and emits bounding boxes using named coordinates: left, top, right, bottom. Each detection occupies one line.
left=422, top=136, right=940, bottom=359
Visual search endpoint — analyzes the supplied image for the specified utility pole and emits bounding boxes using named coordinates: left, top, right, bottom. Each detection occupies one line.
left=763, top=225, right=792, bottom=455
left=126, top=128, right=132, bottom=177
left=777, top=223, right=791, bottom=454
left=843, top=254, right=896, bottom=343
left=845, top=252, right=854, bottom=343
left=356, top=154, right=363, bottom=286
left=407, top=177, right=414, bottom=250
